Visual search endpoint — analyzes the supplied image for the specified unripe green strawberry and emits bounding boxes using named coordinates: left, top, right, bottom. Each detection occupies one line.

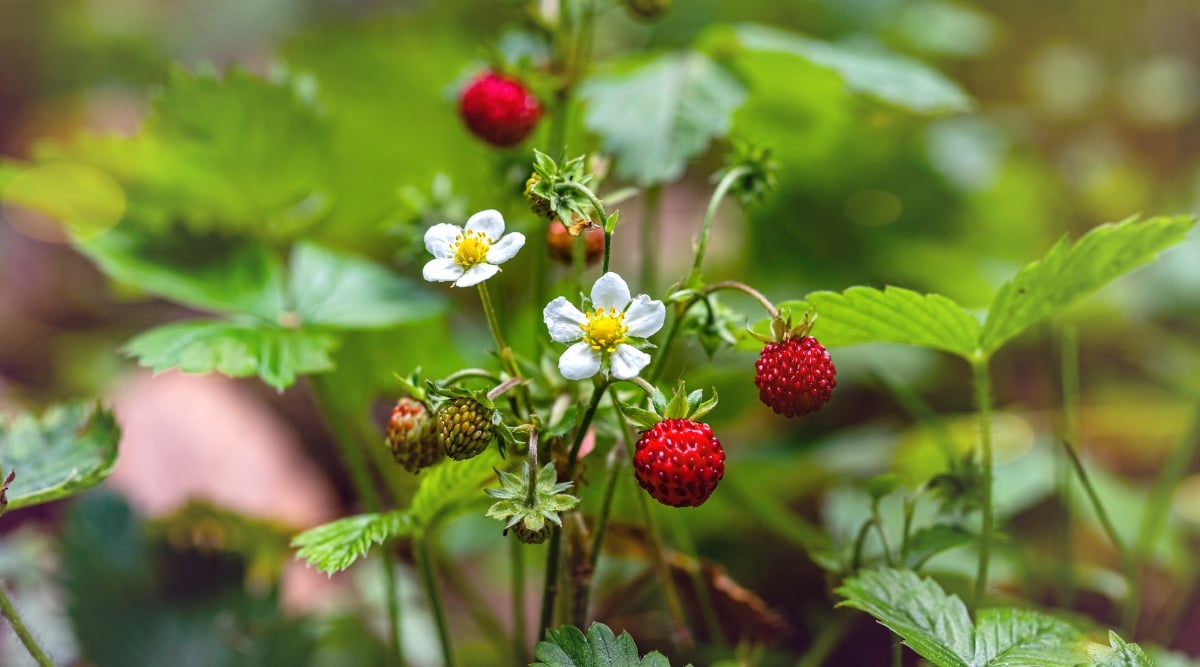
left=436, top=397, right=495, bottom=460
left=525, top=173, right=554, bottom=219
left=386, top=398, right=443, bottom=473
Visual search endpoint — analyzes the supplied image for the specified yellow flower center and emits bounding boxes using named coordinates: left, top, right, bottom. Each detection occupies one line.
left=580, top=306, right=627, bottom=353
left=453, top=230, right=492, bottom=267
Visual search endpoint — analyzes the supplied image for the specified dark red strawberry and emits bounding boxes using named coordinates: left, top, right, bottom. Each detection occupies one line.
left=459, top=71, right=542, bottom=147
left=755, top=335, right=836, bottom=417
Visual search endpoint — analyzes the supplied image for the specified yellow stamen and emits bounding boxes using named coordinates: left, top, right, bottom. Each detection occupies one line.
left=453, top=230, right=492, bottom=267
left=581, top=306, right=627, bottom=353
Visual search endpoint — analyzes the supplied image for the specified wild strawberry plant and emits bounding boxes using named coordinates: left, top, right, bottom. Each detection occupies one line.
left=0, top=2, right=1198, bottom=667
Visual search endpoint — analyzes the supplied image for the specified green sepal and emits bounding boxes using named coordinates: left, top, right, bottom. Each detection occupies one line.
left=689, top=388, right=719, bottom=422
left=393, top=369, right=428, bottom=402
left=685, top=388, right=703, bottom=414
left=650, top=388, right=669, bottom=414
left=603, top=209, right=619, bottom=234
left=663, top=383, right=691, bottom=420
left=617, top=401, right=661, bottom=431
left=543, top=405, right=580, bottom=438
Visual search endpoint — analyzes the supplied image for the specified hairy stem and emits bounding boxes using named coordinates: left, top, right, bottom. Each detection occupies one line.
left=702, top=280, right=779, bottom=319
left=0, top=582, right=56, bottom=667
left=640, top=184, right=662, bottom=294
left=970, top=355, right=995, bottom=616
left=417, top=535, right=455, bottom=667
left=689, top=166, right=750, bottom=283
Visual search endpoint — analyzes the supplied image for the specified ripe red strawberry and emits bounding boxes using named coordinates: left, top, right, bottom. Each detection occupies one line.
left=546, top=219, right=604, bottom=266
left=386, top=398, right=443, bottom=473
left=755, top=336, right=836, bottom=417
left=633, top=418, right=725, bottom=508
left=459, top=71, right=542, bottom=148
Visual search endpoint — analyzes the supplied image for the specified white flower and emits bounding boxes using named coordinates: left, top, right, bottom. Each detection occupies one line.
left=543, top=272, right=666, bottom=380
left=422, top=209, right=526, bottom=287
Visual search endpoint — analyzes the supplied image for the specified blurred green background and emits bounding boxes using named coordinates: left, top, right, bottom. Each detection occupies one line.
left=3, top=1, right=1200, bottom=665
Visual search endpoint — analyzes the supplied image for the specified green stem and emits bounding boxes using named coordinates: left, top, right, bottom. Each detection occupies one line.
left=702, top=280, right=780, bottom=319
left=311, top=375, right=403, bottom=664
left=417, top=535, right=455, bottom=667
left=646, top=302, right=689, bottom=384
left=1052, top=326, right=1079, bottom=608
left=442, top=368, right=503, bottom=387
left=668, top=514, right=725, bottom=647
left=892, top=639, right=903, bottom=667
left=1058, top=437, right=1137, bottom=633
left=0, top=582, right=56, bottom=667
left=512, top=538, right=528, bottom=664
left=689, top=166, right=750, bottom=284
left=640, top=184, right=662, bottom=294
left=588, top=442, right=623, bottom=576
left=970, top=355, right=995, bottom=616
left=539, top=382, right=608, bottom=634
left=871, top=505, right=896, bottom=567
left=477, top=283, right=531, bottom=415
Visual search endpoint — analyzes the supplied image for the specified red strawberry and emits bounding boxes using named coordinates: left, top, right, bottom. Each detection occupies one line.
left=459, top=71, right=542, bottom=148
left=633, top=419, right=725, bottom=508
left=546, top=219, right=604, bottom=266
left=386, top=398, right=443, bottom=473
left=755, top=336, right=836, bottom=417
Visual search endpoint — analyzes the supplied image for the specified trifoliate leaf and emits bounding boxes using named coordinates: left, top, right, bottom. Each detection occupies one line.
left=731, top=23, right=972, bottom=114
left=0, top=403, right=120, bottom=512
left=804, top=286, right=981, bottom=359
left=1088, top=631, right=1155, bottom=667
left=581, top=51, right=746, bottom=185
left=532, top=622, right=682, bottom=667
left=980, top=215, right=1195, bottom=354
left=79, top=230, right=287, bottom=320
left=410, top=449, right=502, bottom=529
left=125, top=319, right=337, bottom=391
left=291, top=511, right=415, bottom=575
left=288, top=241, right=445, bottom=329
left=837, top=568, right=1085, bottom=667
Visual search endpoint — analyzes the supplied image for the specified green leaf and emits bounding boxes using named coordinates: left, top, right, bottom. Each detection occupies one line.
left=0, top=403, right=120, bottom=511
left=288, top=241, right=445, bottom=329
left=837, top=568, right=1085, bottom=667
left=290, top=511, right=415, bottom=575
left=125, top=319, right=337, bottom=391
left=731, top=23, right=972, bottom=114
left=806, top=286, right=981, bottom=358
left=1089, top=631, right=1156, bottom=667
left=532, top=622, right=679, bottom=667
left=980, top=215, right=1195, bottom=353
left=581, top=51, right=746, bottom=185
left=410, top=448, right=503, bottom=528
left=78, top=230, right=287, bottom=319
left=902, top=524, right=974, bottom=569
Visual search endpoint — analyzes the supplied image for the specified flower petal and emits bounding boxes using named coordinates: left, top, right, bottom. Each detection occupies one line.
left=624, top=295, right=666, bottom=338
left=486, top=232, right=525, bottom=265
left=559, top=342, right=602, bottom=380
left=610, top=344, right=651, bottom=380
left=423, top=258, right=464, bottom=283
left=543, top=297, right=587, bottom=343
left=590, top=272, right=631, bottom=310
left=453, top=263, right=501, bottom=287
left=424, top=223, right=462, bottom=259
left=464, top=209, right=504, bottom=240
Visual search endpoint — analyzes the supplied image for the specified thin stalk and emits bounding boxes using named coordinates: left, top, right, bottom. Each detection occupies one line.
left=646, top=301, right=689, bottom=384
left=0, top=583, right=55, bottom=667
left=850, top=519, right=875, bottom=571
left=1130, top=397, right=1200, bottom=631
left=689, top=166, right=750, bottom=284
left=477, top=283, right=531, bottom=415
left=417, top=535, right=455, bottom=667
left=636, top=492, right=692, bottom=649
left=793, top=612, right=852, bottom=667
left=970, top=355, right=995, bottom=616
left=668, top=513, right=725, bottom=647
left=588, top=439, right=625, bottom=574
left=511, top=538, right=528, bottom=664
left=892, top=639, right=903, bottom=667
left=1052, top=326, right=1079, bottom=607
left=640, top=184, right=662, bottom=294
left=311, top=376, right=404, bottom=664
left=1058, top=438, right=1136, bottom=632
left=442, top=368, right=503, bottom=386
left=871, top=503, right=896, bottom=567
left=539, top=382, right=608, bottom=633
left=702, top=280, right=779, bottom=319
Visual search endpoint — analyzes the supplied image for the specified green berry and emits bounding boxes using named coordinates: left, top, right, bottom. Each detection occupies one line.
left=436, top=397, right=495, bottom=460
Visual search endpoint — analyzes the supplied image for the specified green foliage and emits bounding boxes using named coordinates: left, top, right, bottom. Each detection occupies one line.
left=902, top=525, right=974, bottom=569
left=581, top=51, right=746, bottom=185
left=532, top=622, right=679, bottom=667
left=979, top=215, right=1195, bottom=353
left=729, top=23, right=972, bottom=114
left=805, top=287, right=982, bottom=357
left=837, top=568, right=1085, bottom=667
left=291, top=511, right=415, bottom=575
left=411, top=448, right=503, bottom=527
left=124, top=319, right=338, bottom=391
left=0, top=403, right=120, bottom=512
left=1088, top=632, right=1156, bottom=667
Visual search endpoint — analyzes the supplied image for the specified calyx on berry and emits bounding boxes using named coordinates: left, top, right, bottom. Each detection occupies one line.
left=424, top=376, right=525, bottom=460
left=748, top=308, right=815, bottom=346
left=485, top=461, right=580, bottom=544
left=619, top=381, right=719, bottom=431
left=526, top=150, right=605, bottom=236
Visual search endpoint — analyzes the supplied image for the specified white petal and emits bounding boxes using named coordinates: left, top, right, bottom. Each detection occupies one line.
left=423, top=258, right=464, bottom=283
left=624, top=295, right=666, bottom=338
left=610, top=344, right=651, bottom=380
left=464, top=209, right=504, bottom=240
left=590, top=272, right=631, bottom=310
left=486, top=232, right=525, bottom=264
left=543, top=297, right=587, bottom=343
left=424, top=223, right=462, bottom=259
left=453, top=263, right=501, bottom=287
left=559, top=342, right=601, bottom=380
